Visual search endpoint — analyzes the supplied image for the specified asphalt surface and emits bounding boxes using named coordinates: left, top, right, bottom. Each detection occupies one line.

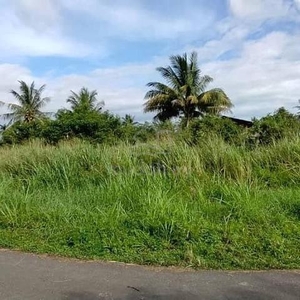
left=0, top=250, right=299, bottom=300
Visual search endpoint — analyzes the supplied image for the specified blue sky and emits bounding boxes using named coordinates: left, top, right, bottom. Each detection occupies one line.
left=0, top=0, right=299, bottom=121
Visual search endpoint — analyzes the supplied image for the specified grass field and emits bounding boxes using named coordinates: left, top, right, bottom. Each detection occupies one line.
left=0, top=137, right=299, bottom=269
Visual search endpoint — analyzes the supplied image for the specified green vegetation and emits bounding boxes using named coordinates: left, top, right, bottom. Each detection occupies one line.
left=0, top=52, right=299, bottom=269
left=0, top=137, right=299, bottom=269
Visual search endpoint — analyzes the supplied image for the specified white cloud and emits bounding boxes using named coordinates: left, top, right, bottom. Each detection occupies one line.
left=0, top=64, right=36, bottom=117
left=296, top=0, right=300, bottom=7
left=0, top=0, right=94, bottom=59
left=0, top=0, right=216, bottom=59
left=11, top=0, right=60, bottom=31
left=0, top=64, right=33, bottom=101
left=203, top=31, right=300, bottom=119
left=228, top=0, right=290, bottom=20
left=189, top=25, right=249, bottom=62
left=0, top=25, right=92, bottom=58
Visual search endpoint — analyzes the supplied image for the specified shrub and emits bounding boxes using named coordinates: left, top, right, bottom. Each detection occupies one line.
left=1, top=121, right=44, bottom=144
left=247, top=108, right=300, bottom=146
left=182, top=115, right=246, bottom=145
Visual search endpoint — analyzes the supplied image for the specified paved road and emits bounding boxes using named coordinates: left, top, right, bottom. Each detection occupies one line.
left=0, top=250, right=299, bottom=300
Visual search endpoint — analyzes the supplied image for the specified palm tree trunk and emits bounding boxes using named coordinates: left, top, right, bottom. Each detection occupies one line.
left=186, top=116, right=190, bottom=128
left=185, top=109, right=191, bottom=128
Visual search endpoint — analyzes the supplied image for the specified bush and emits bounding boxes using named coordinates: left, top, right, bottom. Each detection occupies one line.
left=1, top=121, right=45, bottom=144
left=182, top=115, right=246, bottom=145
left=41, top=120, right=67, bottom=145
left=247, top=108, right=300, bottom=146
left=41, top=110, right=123, bottom=145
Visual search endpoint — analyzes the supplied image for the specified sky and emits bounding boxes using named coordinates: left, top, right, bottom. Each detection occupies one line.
left=0, top=0, right=299, bottom=121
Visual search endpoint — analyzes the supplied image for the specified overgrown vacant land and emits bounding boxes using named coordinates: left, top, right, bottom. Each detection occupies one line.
left=0, top=137, right=299, bottom=269
left=0, top=53, right=299, bottom=269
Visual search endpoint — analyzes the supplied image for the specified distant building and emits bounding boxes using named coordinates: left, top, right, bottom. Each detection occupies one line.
left=222, top=116, right=253, bottom=128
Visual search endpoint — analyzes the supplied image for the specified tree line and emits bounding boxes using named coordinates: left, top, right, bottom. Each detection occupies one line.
left=0, top=52, right=299, bottom=146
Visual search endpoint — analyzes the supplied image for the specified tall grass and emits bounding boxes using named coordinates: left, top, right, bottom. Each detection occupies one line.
left=0, top=137, right=299, bottom=269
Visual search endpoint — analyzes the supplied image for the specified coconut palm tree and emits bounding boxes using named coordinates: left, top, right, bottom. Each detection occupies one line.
left=67, top=87, right=104, bottom=113
left=122, top=114, right=138, bottom=126
left=0, top=81, right=50, bottom=123
left=144, top=52, right=233, bottom=127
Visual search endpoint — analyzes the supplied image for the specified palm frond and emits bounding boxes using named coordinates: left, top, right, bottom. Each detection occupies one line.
left=198, top=88, right=233, bottom=115
left=170, top=53, right=189, bottom=85
left=156, top=67, right=181, bottom=90
left=145, top=82, right=177, bottom=98
left=95, top=101, right=105, bottom=112
left=89, top=89, right=98, bottom=100
left=154, top=108, right=179, bottom=122
left=198, top=75, right=213, bottom=93
left=144, top=94, right=175, bottom=112
left=36, top=84, right=46, bottom=95
left=0, top=112, right=16, bottom=121
left=67, top=91, right=80, bottom=107
left=7, top=103, right=22, bottom=111
left=10, top=90, right=24, bottom=103
left=19, top=81, right=31, bottom=104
